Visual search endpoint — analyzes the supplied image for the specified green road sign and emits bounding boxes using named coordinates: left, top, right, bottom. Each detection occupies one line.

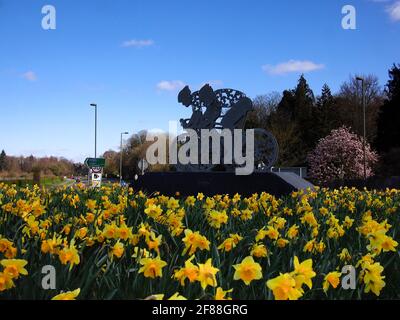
left=84, top=158, right=106, bottom=168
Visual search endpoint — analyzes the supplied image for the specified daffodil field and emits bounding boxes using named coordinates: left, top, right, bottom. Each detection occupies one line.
left=0, top=182, right=399, bottom=300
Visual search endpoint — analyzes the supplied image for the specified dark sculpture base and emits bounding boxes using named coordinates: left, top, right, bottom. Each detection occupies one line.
left=130, top=172, right=312, bottom=198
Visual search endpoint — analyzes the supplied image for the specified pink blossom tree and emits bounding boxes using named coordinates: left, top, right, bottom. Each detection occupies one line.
left=308, top=126, right=378, bottom=183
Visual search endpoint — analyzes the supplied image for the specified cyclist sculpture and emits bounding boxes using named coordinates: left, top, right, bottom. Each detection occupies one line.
left=176, top=84, right=279, bottom=172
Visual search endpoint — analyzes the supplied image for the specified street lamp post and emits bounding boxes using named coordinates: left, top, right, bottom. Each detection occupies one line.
left=356, top=77, right=367, bottom=181
left=120, top=132, right=129, bottom=185
left=90, top=103, right=97, bottom=158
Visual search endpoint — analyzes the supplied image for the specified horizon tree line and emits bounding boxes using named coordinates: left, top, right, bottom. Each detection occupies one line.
left=1, top=63, right=399, bottom=180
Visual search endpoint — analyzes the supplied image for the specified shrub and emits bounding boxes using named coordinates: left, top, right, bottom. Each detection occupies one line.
left=308, top=126, right=378, bottom=184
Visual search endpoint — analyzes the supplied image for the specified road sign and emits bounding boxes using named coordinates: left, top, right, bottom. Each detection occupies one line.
left=91, top=166, right=102, bottom=174
left=91, top=172, right=102, bottom=188
left=138, top=159, right=148, bottom=175
left=84, top=158, right=106, bottom=168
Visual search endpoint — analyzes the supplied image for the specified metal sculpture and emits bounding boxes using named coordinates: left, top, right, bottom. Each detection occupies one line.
left=176, top=84, right=279, bottom=172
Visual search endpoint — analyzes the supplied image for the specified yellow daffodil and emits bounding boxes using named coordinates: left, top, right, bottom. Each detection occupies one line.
left=338, top=248, right=352, bottom=262
left=139, top=256, right=167, bottom=279
left=168, top=292, right=187, bottom=300
left=86, top=199, right=97, bottom=211
left=267, top=273, right=303, bottom=300
left=291, top=256, right=316, bottom=290
left=0, top=238, right=13, bottom=253
left=250, top=243, right=268, bottom=258
left=215, top=287, right=233, bottom=300
left=233, top=256, right=262, bottom=285
left=367, top=229, right=398, bottom=254
left=0, top=272, right=14, bottom=291
left=184, top=196, right=196, bottom=207
left=362, top=262, right=385, bottom=296
left=323, top=272, right=341, bottom=292
left=217, top=234, right=242, bottom=252
left=343, top=216, right=354, bottom=229
left=0, top=259, right=28, bottom=279
left=146, top=232, right=162, bottom=255
left=303, top=239, right=316, bottom=253
left=58, top=241, right=80, bottom=271
left=182, top=229, right=210, bottom=256
left=286, top=225, right=299, bottom=239
left=276, top=238, right=289, bottom=248
left=51, top=288, right=81, bottom=300
left=174, top=256, right=199, bottom=286
left=110, top=241, right=124, bottom=259
left=144, top=204, right=163, bottom=219
left=197, top=259, right=219, bottom=290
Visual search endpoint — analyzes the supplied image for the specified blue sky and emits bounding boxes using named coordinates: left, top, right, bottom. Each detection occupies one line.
left=0, top=0, right=399, bottom=162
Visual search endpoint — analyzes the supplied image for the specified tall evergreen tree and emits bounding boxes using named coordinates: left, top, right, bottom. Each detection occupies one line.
left=376, top=64, right=400, bottom=152
left=386, top=64, right=400, bottom=101
left=276, top=89, right=296, bottom=120
left=270, top=75, right=318, bottom=166
left=294, top=74, right=315, bottom=119
left=0, top=150, right=6, bottom=171
left=294, top=75, right=317, bottom=164
left=317, top=84, right=333, bottom=108
left=316, top=84, right=338, bottom=137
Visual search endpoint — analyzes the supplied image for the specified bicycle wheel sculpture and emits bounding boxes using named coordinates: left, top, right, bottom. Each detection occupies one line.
left=253, top=129, right=279, bottom=171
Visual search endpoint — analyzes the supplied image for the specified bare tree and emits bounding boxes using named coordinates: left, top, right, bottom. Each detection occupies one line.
left=245, top=92, right=281, bottom=130
left=337, top=74, right=384, bottom=142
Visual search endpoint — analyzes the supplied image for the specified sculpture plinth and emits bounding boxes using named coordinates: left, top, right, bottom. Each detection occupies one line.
left=132, top=171, right=304, bottom=198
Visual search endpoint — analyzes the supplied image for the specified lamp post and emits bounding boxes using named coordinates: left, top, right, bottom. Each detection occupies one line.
left=120, top=132, right=129, bottom=185
left=356, top=77, right=367, bottom=181
left=90, top=103, right=97, bottom=158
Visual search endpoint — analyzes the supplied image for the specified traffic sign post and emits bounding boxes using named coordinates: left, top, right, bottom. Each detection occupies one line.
left=137, top=158, right=148, bottom=175
left=91, top=166, right=103, bottom=174
left=84, top=158, right=106, bottom=168
left=85, top=158, right=105, bottom=188
left=91, top=171, right=102, bottom=188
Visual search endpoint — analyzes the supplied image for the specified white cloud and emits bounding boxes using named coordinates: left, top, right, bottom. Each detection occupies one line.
left=386, top=1, right=400, bottom=21
left=156, top=80, right=186, bottom=91
left=262, top=60, right=325, bottom=75
left=121, top=39, right=154, bottom=48
left=21, top=71, right=37, bottom=81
